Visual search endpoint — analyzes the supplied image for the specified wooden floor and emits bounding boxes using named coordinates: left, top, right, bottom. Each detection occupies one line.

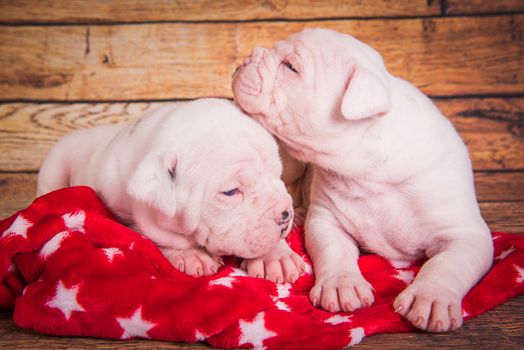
left=0, top=0, right=523, bottom=349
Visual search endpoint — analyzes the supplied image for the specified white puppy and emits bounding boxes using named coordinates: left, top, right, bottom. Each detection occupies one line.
left=38, top=98, right=304, bottom=282
left=233, top=28, right=493, bottom=332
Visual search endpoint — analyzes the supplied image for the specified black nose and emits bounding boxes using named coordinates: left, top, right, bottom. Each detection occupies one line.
left=281, top=210, right=290, bottom=221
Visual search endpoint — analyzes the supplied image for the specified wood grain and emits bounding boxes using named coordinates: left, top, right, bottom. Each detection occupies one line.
left=1, top=173, right=522, bottom=233
left=0, top=2, right=522, bottom=349
left=0, top=15, right=522, bottom=101
left=1, top=98, right=523, bottom=172
left=447, top=0, right=524, bottom=15
left=0, top=0, right=441, bottom=23
left=435, top=98, right=524, bottom=171
left=0, top=102, right=160, bottom=172
left=474, top=171, right=524, bottom=202
left=2, top=0, right=524, bottom=23
left=0, top=173, right=36, bottom=221
left=479, top=201, right=524, bottom=233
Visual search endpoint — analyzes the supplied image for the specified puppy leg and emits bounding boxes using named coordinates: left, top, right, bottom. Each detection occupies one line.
left=393, top=233, right=493, bottom=332
left=306, top=205, right=374, bottom=313
left=243, top=239, right=305, bottom=283
left=161, top=247, right=224, bottom=277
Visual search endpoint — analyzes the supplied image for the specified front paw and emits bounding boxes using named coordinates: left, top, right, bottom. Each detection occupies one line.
left=161, top=247, right=223, bottom=277
left=243, top=240, right=305, bottom=283
left=393, top=282, right=463, bottom=332
left=310, top=272, right=374, bottom=313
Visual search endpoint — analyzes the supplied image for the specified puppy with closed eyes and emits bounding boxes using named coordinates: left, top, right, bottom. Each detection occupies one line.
left=38, top=98, right=304, bottom=282
left=233, top=28, right=493, bottom=332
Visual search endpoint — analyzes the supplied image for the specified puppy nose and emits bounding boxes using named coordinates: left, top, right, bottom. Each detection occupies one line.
left=276, top=209, right=292, bottom=226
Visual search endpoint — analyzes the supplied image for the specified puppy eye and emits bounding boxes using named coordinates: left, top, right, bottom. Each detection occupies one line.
left=283, top=61, right=298, bottom=73
left=222, top=188, right=239, bottom=196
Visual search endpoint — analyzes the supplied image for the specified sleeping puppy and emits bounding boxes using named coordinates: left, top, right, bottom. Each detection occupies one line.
left=232, top=28, right=493, bottom=332
left=37, top=98, right=304, bottom=283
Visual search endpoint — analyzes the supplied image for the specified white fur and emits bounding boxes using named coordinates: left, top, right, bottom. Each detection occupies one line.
left=233, top=28, right=493, bottom=332
left=38, top=99, right=303, bottom=281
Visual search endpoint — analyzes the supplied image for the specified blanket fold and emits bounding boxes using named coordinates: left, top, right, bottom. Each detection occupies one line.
left=1, top=187, right=523, bottom=349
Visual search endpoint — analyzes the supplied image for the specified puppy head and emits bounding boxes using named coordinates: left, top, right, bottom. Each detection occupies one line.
left=232, top=28, right=391, bottom=159
left=127, top=99, right=294, bottom=259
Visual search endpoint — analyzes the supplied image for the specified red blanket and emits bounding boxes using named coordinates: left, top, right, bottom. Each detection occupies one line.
left=1, top=187, right=523, bottom=349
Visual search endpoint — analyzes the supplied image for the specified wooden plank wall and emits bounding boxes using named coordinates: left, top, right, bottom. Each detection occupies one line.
left=0, top=1, right=523, bottom=234
left=0, top=1, right=523, bottom=349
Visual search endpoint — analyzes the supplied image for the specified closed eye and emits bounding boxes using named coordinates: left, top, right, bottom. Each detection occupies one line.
left=222, top=188, right=239, bottom=196
left=283, top=60, right=298, bottom=73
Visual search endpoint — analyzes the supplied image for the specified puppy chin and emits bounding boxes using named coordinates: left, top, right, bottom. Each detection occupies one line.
left=236, top=234, right=282, bottom=259
left=205, top=227, right=284, bottom=259
left=234, top=250, right=261, bottom=259
left=203, top=239, right=273, bottom=259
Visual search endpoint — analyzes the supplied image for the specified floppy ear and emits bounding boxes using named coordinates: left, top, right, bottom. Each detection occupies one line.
left=341, top=66, right=391, bottom=120
left=127, top=150, right=177, bottom=217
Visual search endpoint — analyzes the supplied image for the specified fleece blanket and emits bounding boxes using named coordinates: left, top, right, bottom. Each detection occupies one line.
left=1, top=187, right=523, bottom=349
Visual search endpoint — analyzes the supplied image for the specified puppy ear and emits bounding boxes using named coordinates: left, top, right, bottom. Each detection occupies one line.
left=341, top=66, right=391, bottom=120
left=127, top=150, right=177, bottom=217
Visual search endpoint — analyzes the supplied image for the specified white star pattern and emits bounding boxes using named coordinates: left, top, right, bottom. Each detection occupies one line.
left=348, top=327, right=365, bottom=346
left=102, top=247, right=123, bottom=263
left=272, top=284, right=291, bottom=311
left=515, top=265, right=523, bottom=283
left=326, top=315, right=352, bottom=325
left=194, top=330, right=207, bottom=341
left=40, top=231, right=69, bottom=259
left=116, top=306, right=156, bottom=339
left=496, top=246, right=516, bottom=261
left=238, top=312, right=277, bottom=350
left=389, top=259, right=413, bottom=269
left=2, top=214, right=32, bottom=239
left=274, top=300, right=290, bottom=312
left=276, top=284, right=291, bottom=298
left=209, top=268, right=247, bottom=289
left=303, top=262, right=313, bottom=275
left=62, top=211, right=85, bottom=233
left=395, top=270, right=415, bottom=284
left=209, top=276, right=236, bottom=288
left=231, top=268, right=248, bottom=277
left=46, top=280, right=85, bottom=320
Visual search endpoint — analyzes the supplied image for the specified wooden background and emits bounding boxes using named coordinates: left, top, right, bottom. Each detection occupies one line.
left=0, top=0, right=523, bottom=349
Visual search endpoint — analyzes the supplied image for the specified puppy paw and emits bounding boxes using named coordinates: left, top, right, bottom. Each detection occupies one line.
left=162, top=247, right=223, bottom=277
left=243, top=240, right=305, bottom=283
left=393, top=282, right=463, bottom=332
left=310, top=272, right=374, bottom=313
